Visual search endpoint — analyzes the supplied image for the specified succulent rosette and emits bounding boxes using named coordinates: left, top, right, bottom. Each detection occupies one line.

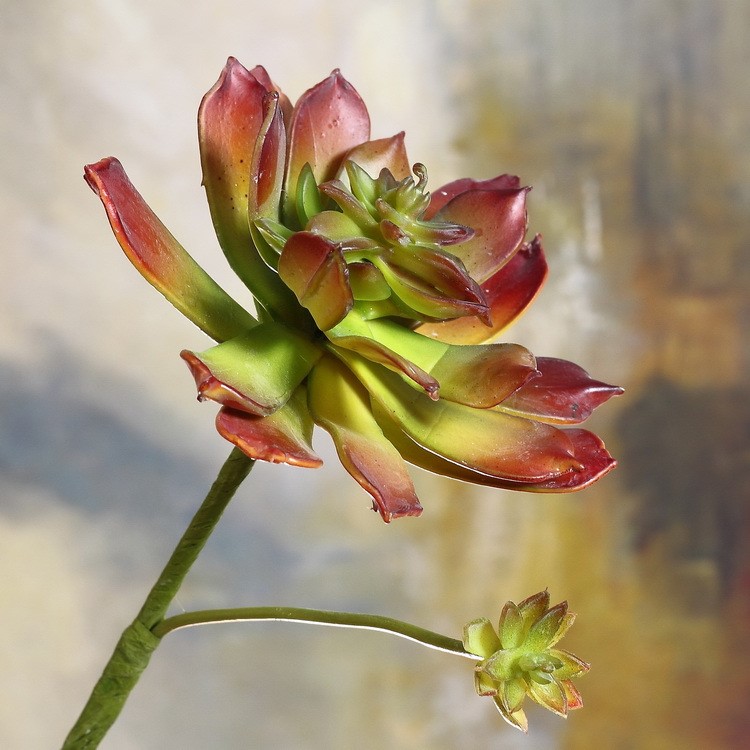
left=84, top=57, right=621, bottom=522
left=463, top=591, right=590, bottom=732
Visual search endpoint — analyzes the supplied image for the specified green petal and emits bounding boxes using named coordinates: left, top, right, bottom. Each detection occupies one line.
left=307, top=356, right=422, bottom=522
left=84, top=157, right=257, bottom=343
left=215, top=389, right=322, bottom=468
left=526, top=602, right=568, bottom=651
left=492, top=697, right=528, bottom=733
left=500, top=677, right=528, bottom=714
left=528, top=677, right=568, bottom=717
left=474, top=668, right=499, bottom=697
left=549, top=649, right=590, bottom=681
left=498, top=602, right=525, bottom=649
left=181, top=323, right=322, bottom=416
left=462, top=618, right=501, bottom=659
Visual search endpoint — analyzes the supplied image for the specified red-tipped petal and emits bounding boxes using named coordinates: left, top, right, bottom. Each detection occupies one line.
left=340, top=132, right=411, bottom=181
left=308, top=357, right=422, bottom=522
left=341, top=353, right=582, bottom=484
left=425, top=174, right=522, bottom=220
left=500, top=358, right=624, bottom=424
left=278, top=232, right=353, bottom=330
left=435, top=187, right=530, bottom=283
left=284, top=70, right=370, bottom=224
left=84, top=157, right=256, bottom=342
left=180, top=324, right=322, bottom=416
left=417, top=235, right=548, bottom=344
left=215, top=390, right=322, bottom=468
left=373, top=405, right=616, bottom=493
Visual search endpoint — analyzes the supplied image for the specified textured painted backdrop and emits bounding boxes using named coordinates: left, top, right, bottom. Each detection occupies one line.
left=1, top=1, right=748, bottom=748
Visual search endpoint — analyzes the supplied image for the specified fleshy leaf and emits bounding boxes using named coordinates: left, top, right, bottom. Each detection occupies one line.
left=425, top=174, right=523, bottom=219
left=284, top=70, right=370, bottom=226
left=278, top=232, right=353, bottom=330
left=327, top=313, right=535, bottom=406
left=548, top=612, right=577, bottom=648
left=463, top=618, right=502, bottom=659
left=340, top=352, right=584, bottom=484
left=180, top=324, right=322, bottom=416
left=372, top=405, right=616, bottom=492
left=500, top=357, right=624, bottom=424
left=198, top=58, right=297, bottom=318
left=215, top=390, right=322, bottom=468
left=342, top=133, right=411, bottom=183
left=500, top=677, right=528, bottom=715
left=417, top=235, right=548, bottom=344
left=307, top=356, right=422, bottom=522
left=474, top=669, right=499, bottom=697
left=248, top=91, right=286, bottom=220
left=434, top=187, right=529, bottom=283
left=84, top=157, right=257, bottom=343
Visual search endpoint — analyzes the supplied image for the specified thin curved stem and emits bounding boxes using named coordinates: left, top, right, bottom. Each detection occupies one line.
left=62, top=448, right=254, bottom=749
left=152, top=606, right=481, bottom=660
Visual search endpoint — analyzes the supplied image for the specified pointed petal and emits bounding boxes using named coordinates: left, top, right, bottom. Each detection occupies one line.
left=548, top=612, right=576, bottom=648
left=340, top=352, right=584, bottom=484
left=341, top=132, right=411, bottom=182
left=500, top=357, right=624, bottom=424
left=84, top=157, right=256, bottom=342
left=500, top=677, right=528, bottom=714
left=528, top=677, right=568, bottom=717
left=434, top=187, right=530, bottom=283
left=549, top=649, right=591, bottom=681
left=416, top=235, right=548, bottom=344
left=308, top=356, right=422, bottom=522
left=248, top=92, right=287, bottom=220
left=180, top=323, right=322, bottom=416
left=463, top=618, right=502, bottom=659
left=215, top=390, right=322, bottom=468
left=278, top=232, right=353, bottom=330
left=474, top=668, right=499, bottom=697
left=516, top=591, right=551, bottom=626
left=284, top=70, right=370, bottom=225
left=492, top=697, right=528, bottom=733
left=198, top=58, right=296, bottom=317
left=526, top=602, right=568, bottom=651
left=560, top=679, right=584, bottom=711
left=425, top=174, right=522, bottom=219
left=248, top=64, right=293, bottom=120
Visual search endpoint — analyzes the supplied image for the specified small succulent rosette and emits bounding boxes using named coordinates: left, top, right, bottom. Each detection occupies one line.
left=463, top=591, right=590, bottom=731
left=85, top=58, right=621, bottom=522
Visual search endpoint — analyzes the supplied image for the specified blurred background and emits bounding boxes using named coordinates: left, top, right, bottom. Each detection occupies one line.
left=2, top=1, right=748, bottom=748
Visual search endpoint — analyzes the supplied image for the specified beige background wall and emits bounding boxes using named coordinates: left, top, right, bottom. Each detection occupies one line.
left=2, top=1, right=748, bottom=748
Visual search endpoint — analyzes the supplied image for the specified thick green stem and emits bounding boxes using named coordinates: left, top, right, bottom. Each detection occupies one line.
left=62, top=448, right=254, bottom=749
left=152, top=606, right=480, bottom=660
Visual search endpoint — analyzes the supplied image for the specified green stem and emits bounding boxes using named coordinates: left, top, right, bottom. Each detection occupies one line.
left=152, top=606, right=480, bottom=660
left=62, top=448, right=254, bottom=749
